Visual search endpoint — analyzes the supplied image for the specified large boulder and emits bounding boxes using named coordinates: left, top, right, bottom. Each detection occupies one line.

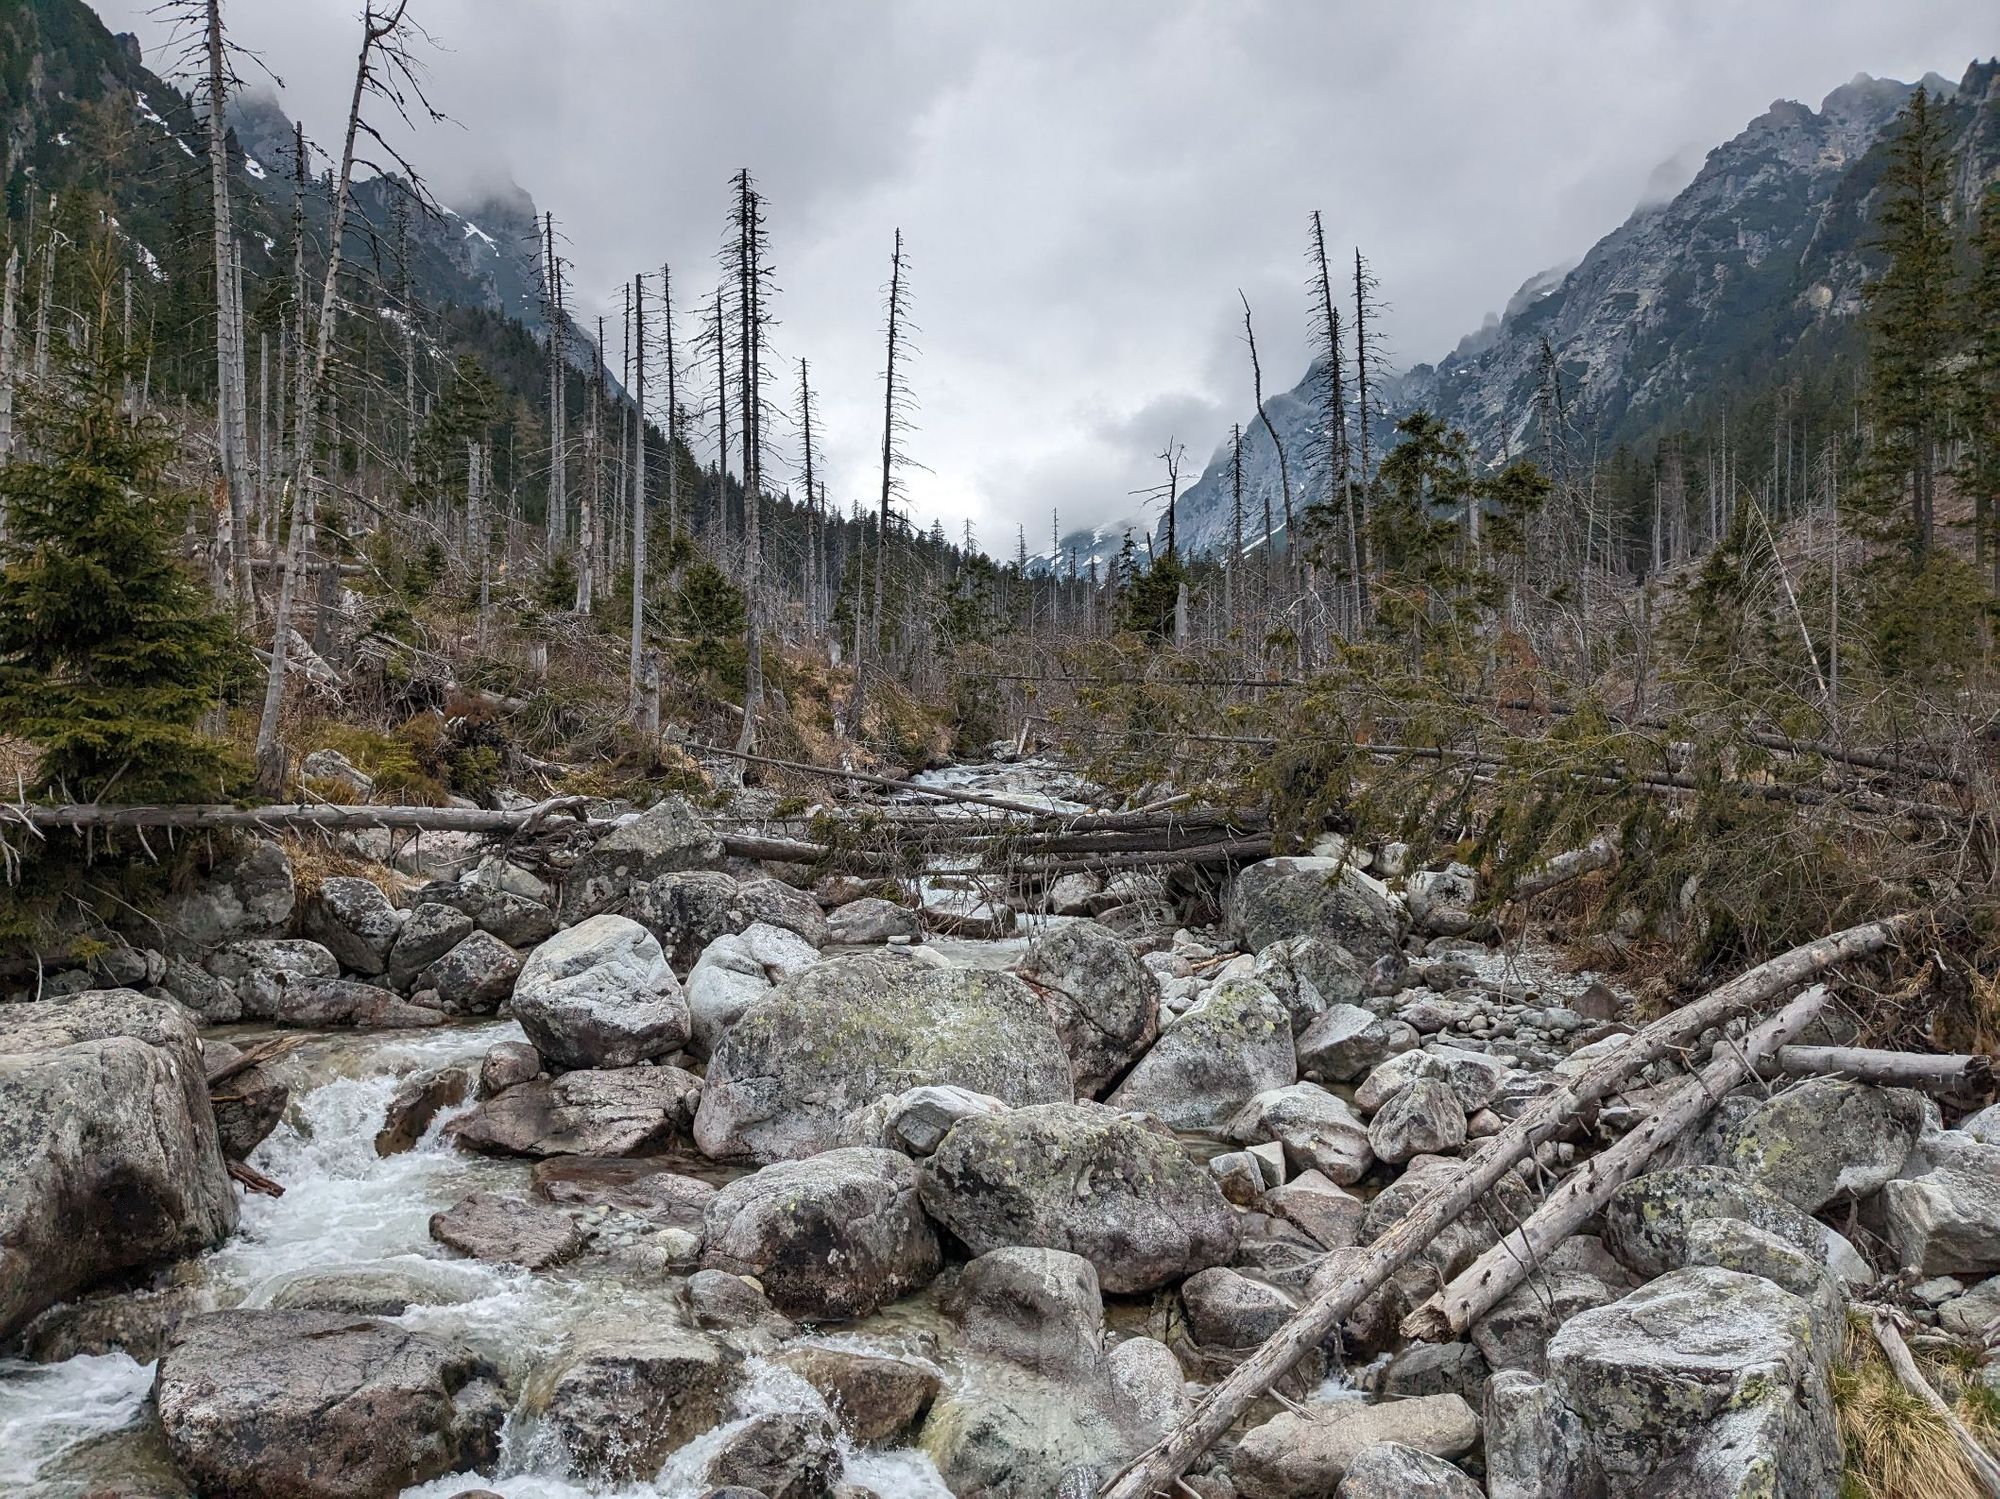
left=532, top=1157, right=717, bottom=1229
left=700, top=1410, right=842, bottom=1499
left=262, top=976, right=446, bottom=1028
left=1016, top=920, right=1162, bottom=1097
left=412, top=930, right=521, bottom=1014
left=1232, top=1395, right=1480, bottom=1498
left=685, top=921, right=820, bottom=1057
left=375, top=1063, right=474, bottom=1155
left=1227, top=856, right=1407, bottom=964
left=1700, top=1078, right=1926, bottom=1212
left=207, top=937, right=336, bottom=1014
left=448, top=1066, right=702, bottom=1158
left=160, top=838, right=294, bottom=950
left=694, top=953, right=1072, bottom=1163
left=300, top=876, right=405, bottom=976
left=1296, top=1003, right=1419, bottom=1083
left=1883, top=1133, right=2000, bottom=1275
left=919, top=1369, right=1145, bottom=1499
left=1545, top=1266, right=1841, bottom=1495
left=838, top=1083, right=1010, bottom=1156
left=559, top=796, right=724, bottom=922
left=1481, top=1371, right=1597, bottom=1499
left=1368, top=1076, right=1467, bottom=1164
left=0, top=993, right=236, bottom=1342
left=918, top=1102, right=1239, bottom=1293
left=701, top=1147, right=941, bottom=1319
left=201, top=1039, right=291, bottom=1160
left=775, top=1346, right=941, bottom=1446
left=1602, top=1166, right=1827, bottom=1278
left=827, top=896, right=923, bottom=944
left=385, top=902, right=473, bottom=990
left=1106, top=977, right=1295, bottom=1130
left=949, top=1247, right=1110, bottom=1379
left=527, top=1326, right=738, bottom=1483
left=153, top=1310, right=505, bottom=1499
left=510, top=914, right=690, bottom=1070
left=1180, top=1266, right=1297, bottom=1350
left=1336, top=1443, right=1482, bottom=1499
left=1225, top=1083, right=1374, bottom=1185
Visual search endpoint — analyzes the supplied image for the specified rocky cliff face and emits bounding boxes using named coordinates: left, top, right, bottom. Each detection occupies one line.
left=1163, top=61, right=2000, bottom=560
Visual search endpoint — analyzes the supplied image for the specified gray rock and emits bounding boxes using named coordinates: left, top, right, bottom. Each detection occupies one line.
left=1883, top=1135, right=2000, bottom=1275
left=737, top=876, right=834, bottom=949
left=1545, top=1266, right=1839, bottom=1494
left=386, top=902, right=474, bottom=990
left=1047, top=873, right=1101, bottom=917
left=429, top=1189, right=583, bottom=1269
left=1482, top=1370, right=1597, bottom=1499
left=511, top=914, right=690, bottom=1070
left=560, top=795, right=725, bottom=922
left=1355, top=1045, right=1507, bottom=1114
left=1232, top=1395, right=1480, bottom=1497
left=1225, top=1084, right=1374, bottom=1185
left=624, top=868, right=743, bottom=954
left=950, top=1247, right=1108, bottom=1378
left=301, top=876, right=405, bottom=976
left=457, top=885, right=558, bottom=949
left=1381, top=1342, right=1490, bottom=1401
left=1962, top=1102, right=2000, bottom=1145
left=1296, top=1004, right=1418, bottom=1083
left=1227, top=855, right=1407, bottom=964
left=687, top=1268, right=789, bottom=1334
left=158, top=953, right=242, bottom=1022
left=201, top=1040, right=290, bottom=1160
left=160, top=838, right=294, bottom=951
left=918, top=1102, right=1239, bottom=1293
left=264, top=976, right=446, bottom=1028
left=774, top=1346, right=941, bottom=1446
left=532, top=1157, right=717, bottom=1228
left=449, top=1066, right=702, bottom=1158
left=1267, top=1170, right=1367, bottom=1249
left=530, top=1327, right=738, bottom=1482
left=694, top=954, right=1072, bottom=1163
left=1602, top=1166, right=1829, bottom=1278
left=1017, top=920, right=1162, bottom=1097
left=701, top=1410, right=842, bottom=1499
left=0, top=993, right=235, bottom=1342
left=1683, top=1215, right=1842, bottom=1301
left=685, top=922, right=820, bottom=1058
left=1257, top=935, right=1365, bottom=1023
left=702, top=1147, right=941, bottom=1319
left=839, top=1084, right=1010, bottom=1156
left=376, top=1063, right=473, bottom=1155
left=208, top=937, right=337, bottom=1016
left=1367, top=1077, right=1467, bottom=1165
left=1107, top=1337, right=1189, bottom=1436
left=826, top=897, right=924, bottom=945
left=415, top=930, right=522, bottom=1015
left=153, top=1310, right=504, bottom=1499
left=919, top=1368, right=1144, bottom=1499
left=1107, top=978, right=1295, bottom=1130
left=14, top=1281, right=211, bottom=1364
left=1335, top=1443, right=1482, bottom=1499
left=262, top=1262, right=487, bottom=1316
left=300, top=746, right=373, bottom=794
left=478, top=1040, right=541, bottom=1098
left=1469, top=1270, right=1614, bottom=1377
left=1704, top=1079, right=1926, bottom=1212
left=1179, top=1267, right=1296, bottom=1349
left=1940, top=1275, right=2000, bottom=1338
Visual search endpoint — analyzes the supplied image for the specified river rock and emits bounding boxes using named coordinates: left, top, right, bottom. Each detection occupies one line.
left=450, top=883, right=558, bottom=949
left=1682, top=1215, right=1840, bottom=1301
left=1267, top=1170, right=1367, bottom=1249
left=737, top=876, right=833, bottom=949
left=1701, top=1078, right=1926, bottom=1212
left=386, top=902, right=474, bottom=990
left=1336, top=1443, right=1482, bottom=1499
left=1481, top=1370, right=1597, bottom=1499
left=1883, top=1133, right=2000, bottom=1274
left=950, top=1247, right=1108, bottom=1378
left=266, top=976, right=446, bottom=1027
left=920, top=885, right=1017, bottom=938
left=1180, top=1266, right=1296, bottom=1349
left=1382, top=1342, right=1491, bottom=1401
left=1016, top=920, right=1162, bottom=1097
left=0, top=993, right=236, bottom=1342
left=429, top=1189, right=583, bottom=1269
left=1107, top=1337, right=1188, bottom=1435
left=775, top=1347, right=941, bottom=1445
left=478, top=1040, right=541, bottom=1097
left=1602, top=1165, right=1827, bottom=1278
left=1226, top=855, right=1407, bottom=964
left=701, top=1410, right=841, bottom=1499
left=533, top=1157, right=717, bottom=1228
left=918, top=1102, right=1238, bottom=1293
left=626, top=869, right=743, bottom=955
left=160, top=838, right=294, bottom=950
left=686, top=921, right=821, bottom=1057
left=1368, top=1076, right=1467, bottom=1164
left=263, top=1261, right=488, bottom=1316
left=702, top=1147, right=941, bottom=1319
left=158, top=953, right=242, bottom=1022
left=202, top=1040, right=291, bottom=1160
left=919, top=1367, right=1145, bottom=1499
left=450, top=1066, right=702, bottom=1158
left=687, top=1268, right=790, bottom=1334
left=1107, top=978, right=1295, bottom=1130
left=511, top=914, right=690, bottom=1070
left=376, top=1063, right=473, bottom=1155
left=1296, top=1004, right=1418, bottom=1083
left=1225, top=1083, right=1373, bottom=1184
left=414, top=930, right=522, bottom=1015
left=1940, top=1275, right=2000, bottom=1337
left=1232, top=1395, right=1480, bottom=1497
left=1469, top=1270, right=1615, bottom=1377
left=153, top=1310, right=505, bottom=1499
left=560, top=795, right=725, bottom=922
left=530, top=1326, right=738, bottom=1482
left=1355, top=1045, right=1507, bottom=1114
left=1544, top=1265, right=1840, bottom=1493
left=301, top=876, right=405, bottom=976
left=826, top=896, right=923, bottom=945
left=839, top=1084, right=1011, bottom=1156
left=208, top=937, right=336, bottom=1013
left=694, top=953, right=1072, bottom=1162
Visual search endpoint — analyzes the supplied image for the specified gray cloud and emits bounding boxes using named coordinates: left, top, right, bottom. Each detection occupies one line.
left=92, top=0, right=1997, bottom=549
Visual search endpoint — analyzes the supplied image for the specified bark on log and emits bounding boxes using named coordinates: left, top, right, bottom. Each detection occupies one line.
left=15, top=797, right=593, bottom=836
left=1765, top=1045, right=1995, bottom=1094
left=1402, top=985, right=1831, bottom=1344
left=1869, top=1310, right=2000, bottom=1498
left=1096, top=912, right=1919, bottom=1499
left=1509, top=832, right=1620, bottom=899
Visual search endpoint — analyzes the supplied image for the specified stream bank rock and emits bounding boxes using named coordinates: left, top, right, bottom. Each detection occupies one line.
left=301, top=875, right=404, bottom=976
left=1227, top=855, right=1407, bottom=963
left=1232, top=1394, right=1479, bottom=1497
left=510, top=914, right=690, bottom=1070
left=776, top=1346, right=941, bottom=1446
left=559, top=796, right=725, bottom=922
left=685, top=920, right=821, bottom=1057
left=154, top=1309, right=505, bottom=1499
left=1107, top=977, right=1295, bottom=1130
left=429, top=1190, right=583, bottom=1269
left=449, top=1066, right=702, bottom=1158
left=694, top=953, right=1072, bottom=1162
left=529, top=1326, right=739, bottom=1483
left=918, top=1102, right=1238, bottom=1293
left=0, top=992, right=236, bottom=1342
left=701, top=1147, right=941, bottom=1318
left=159, top=838, right=295, bottom=950
left=1015, top=920, right=1161, bottom=1097
left=1699, top=1077, right=1925, bottom=1212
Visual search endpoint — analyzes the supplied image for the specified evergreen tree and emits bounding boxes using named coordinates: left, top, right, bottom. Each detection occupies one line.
left=1963, top=182, right=2000, bottom=587
left=0, top=303, right=246, bottom=802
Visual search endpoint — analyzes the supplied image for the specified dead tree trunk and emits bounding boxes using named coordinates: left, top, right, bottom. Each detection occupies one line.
left=870, top=228, right=909, bottom=683
left=628, top=272, right=647, bottom=709
left=205, top=0, right=253, bottom=610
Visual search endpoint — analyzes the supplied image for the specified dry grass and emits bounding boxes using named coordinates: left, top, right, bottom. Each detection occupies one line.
left=1835, top=1317, right=2000, bottom=1499
left=277, top=834, right=410, bottom=905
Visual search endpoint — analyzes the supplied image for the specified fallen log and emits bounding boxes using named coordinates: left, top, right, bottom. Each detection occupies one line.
left=1508, top=832, right=1620, bottom=900
left=1869, top=1310, right=2000, bottom=1498
left=204, top=1034, right=307, bottom=1089
left=1096, top=912, right=1918, bottom=1499
left=227, top=1159, right=284, bottom=1198
left=1401, top=984, right=1831, bottom=1344
left=1764, top=1044, right=1996, bottom=1095
left=13, top=796, right=593, bottom=836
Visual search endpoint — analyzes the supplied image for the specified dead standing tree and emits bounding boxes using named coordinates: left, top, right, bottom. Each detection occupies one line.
left=731, top=169, right=777, bottom=754
left=195, top=0, right=255, bottom=611
left=1239, top=290, right=1295, bottom=609
left=1308, top=209, right=1364, bottom=629
left=865, top=227, right=916, bottom=700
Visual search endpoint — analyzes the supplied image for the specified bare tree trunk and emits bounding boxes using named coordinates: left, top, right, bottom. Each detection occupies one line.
left=1240, top=291, right=1293, bottom=601
left=205, top=0, right=253, bottom=610
left=628, top=272, right=647, bottom=707
left=736, top=172, right=765, bottom=755
left=544, top=211, right=566, bottom=555
left=471, top=439, right=489, bottom=647
left=32, top=199, right=53, bottom=384
left=0, top=249, right=17, bottom=490
left=872, top=228, right=908, bottom=679
left=661, top=263, right=680, bottom=547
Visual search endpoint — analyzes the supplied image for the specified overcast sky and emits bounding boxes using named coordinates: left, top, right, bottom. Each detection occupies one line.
left=90, top=0, right=1997, bottom=549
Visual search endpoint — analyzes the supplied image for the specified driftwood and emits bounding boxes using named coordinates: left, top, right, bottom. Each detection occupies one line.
left=1868, top=1310, right=2000, bottom=1498
left=226, top=1159, right=284, bottom=1198
left=1401, top=985, right=1831, bottom=1344
left=204, top=1034, right=306, bottom=1088
left=1765, top=1045, right=1996, bottom=1095
left=1097, top=912, right=1918, bottom=1499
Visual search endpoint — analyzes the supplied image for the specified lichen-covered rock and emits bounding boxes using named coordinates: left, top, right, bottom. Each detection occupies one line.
left=919, top=1367, right=1145, bottom=1499
left=1256, top=935, right=1366, bottom=1025
left=477, top=1040, right=541, bottom=1098
left=386, top=902, right=473, bottom=991
left=1179, top=1266, right=1297, bottom=1349
left=694, top=953, right=1072, bottom=1163
left=1701, top=1078, right=1926, bottom=1212
left=1683, top=1215, right=1841, bottom=1301
left=153, top=1310, right=505, bottom=1499
left=1368, top=1076, right=1467, bottom=1165
left=1482, top=1370, right=1597, bottom=1499
left=918, top=1102, right=1238, bottom=1293
left=414, top=930, right=522, bottom=1015
left=1336, top=1443, right=1482, bottom=1499
left=1226, top=855, right=1407, bottom=964
left=1355, top=1045, right=1507, bottom=1114
left=685, top=921, right=820, bottom=1057
left=1267, top=1169, right=1367, bottom=1249
left=702, top=1147, right=941, bottom=1319
left=1017, top=920, right=1162, bottom=1097
left=1225, top=1083, right=1374, bottom=1185
left=1469, top=1270, right=1614, bottom=1377
left=510, top=914, right=689, bottom=1070
left=1107, top=978, right=1295, bottom=1130
left=449, top=1066, right=701, bottom=1158
left=1232, top=1395, right=1479, bottom=1498
left=1296, top=1003, right=1418, bottom=1083
left=1544, top=1266, right=1840, bottom=1495
left=0, top=993, right=236, bottom=1342
left=429, top=1189, right=583, bottom=1269
left=826, top=896, right=924, bottom=945
left=1883, top=1133, right=2000, bottom=1275
left=1107, top=1336, right=1188, bottom=1437
left=775, top=1346, right=941, bottom=1446
left=838, top=1083, right=1010, bottom=1156
left=160, top=838, right=295, bottom=951
left=949, top=1247, right=1109, bottom=1378
left=301, top=875, right=405, bottom=976
left=1601, top=1166, right=1828, bottom=1278
left=559, top=795, right=725, bottom=923
left=528, top=1326, right=738, bottom=1482
left=207, top=937, right=336, bottom=1014
left=736, top=876, right=833, bottom=949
